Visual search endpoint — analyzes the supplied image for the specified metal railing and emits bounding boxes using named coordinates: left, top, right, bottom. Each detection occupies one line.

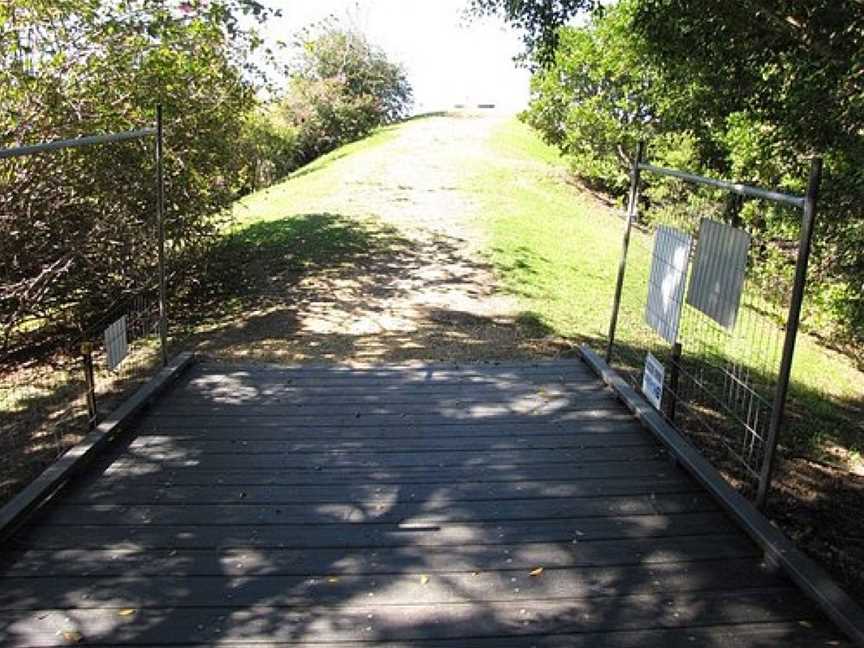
left=605, top=141, right=822, bottom=510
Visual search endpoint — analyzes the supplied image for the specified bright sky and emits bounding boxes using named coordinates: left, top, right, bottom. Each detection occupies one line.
left=261, top=0, right=532, bottom=114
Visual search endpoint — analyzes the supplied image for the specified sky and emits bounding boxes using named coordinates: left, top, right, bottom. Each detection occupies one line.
left=261, top=0, right=532, bottom=114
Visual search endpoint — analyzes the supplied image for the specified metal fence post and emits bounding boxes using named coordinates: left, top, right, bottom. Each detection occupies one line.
left=81, top=342, right=97, bottom=429
left=156, top=104, right=168, bottom=367
left=605, top=141, right=644, bottom=363
left=756, top=157, right=823, bottom=510
left=665, top=342, right=683, bottom=422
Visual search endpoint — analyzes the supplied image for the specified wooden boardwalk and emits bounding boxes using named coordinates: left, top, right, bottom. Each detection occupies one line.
left=0, top=359, right=849, bottom=646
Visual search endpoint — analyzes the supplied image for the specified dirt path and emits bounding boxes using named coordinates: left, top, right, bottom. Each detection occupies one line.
left=192, top=112, right=564, bottom=365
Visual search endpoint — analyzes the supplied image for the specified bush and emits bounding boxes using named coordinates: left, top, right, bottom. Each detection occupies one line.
left=0, top=1, right=263, bottom=358
left=280, top=25, right=413, bottom=165
left=237, top=108, right=299, bottom=194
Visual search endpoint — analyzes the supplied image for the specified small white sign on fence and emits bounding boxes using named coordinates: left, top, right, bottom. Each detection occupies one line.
left=642, top=352, right=665, bottom=410
left=104, top=315, right=128, bottom=371
left=645, top=225, right=692, bottom=344
left=687, top=218, right=751, bottom=330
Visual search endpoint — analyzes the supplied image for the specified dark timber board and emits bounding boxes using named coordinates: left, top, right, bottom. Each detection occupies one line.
left=0, top=360, right=852, bottom=646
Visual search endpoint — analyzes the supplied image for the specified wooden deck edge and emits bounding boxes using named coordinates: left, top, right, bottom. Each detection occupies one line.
left=0, top=351, right=195, bottom=547
left=579, top=344, right=864, bottom=646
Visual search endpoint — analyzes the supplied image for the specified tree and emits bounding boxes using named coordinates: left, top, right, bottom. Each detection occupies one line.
left=281, top=24, right=413, bottom=164
left=467, top=0, right=596, bottom=66
left=518, top=0, right=864, bottom=354
left=0, top=0, right=272, bottom=358
left=632, top=0, right=864, bottom=351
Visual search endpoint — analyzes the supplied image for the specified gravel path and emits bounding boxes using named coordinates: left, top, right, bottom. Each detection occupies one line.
left=194, top=112, right=565, bottom=365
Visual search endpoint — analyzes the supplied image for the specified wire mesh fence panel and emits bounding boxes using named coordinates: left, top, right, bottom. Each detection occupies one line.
left=605, top=161, right=813, bottom=497
left=0, top=358, right=88, bottom=503
left=84, top=287, right=164, bottom=419
left=0, top=116, right=167, bottom=507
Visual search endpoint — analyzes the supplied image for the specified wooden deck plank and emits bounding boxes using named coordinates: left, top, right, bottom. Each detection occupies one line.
left=2, top=538, right=761, bottom=582
left=164, top=380, right=608, bottom=398
left=153, top=385, right=620, bottom=406
left=136, top=419, right=641, bottom=436
left=176, top=372, right=600, bottom=390
left=143, top=410, right=637, bottom=428
left=7, top=626, right=844, bottom=648
left=0, top=590, right=835, bottom=646
left=158, top=386, right=613, bottom=406
left=2, top=535, right=759, bottom=578
left=10, top=513, right=736, bottom=552
left=126, top=431, right=657, bottom=453
left=0, top=360, right=850, bottom=646
left=112, top=446, right=666, bottom=470
left=189, top=360, right=597, bottom=377
left=33, top=626, right=846, bottom=648
left=63, top=475, right=700, bottom=505
left=96, top=459, right=687, bottom=483
left=32, top=492, right=718, bottom=527
left=0, top=559, right=786, bottom=610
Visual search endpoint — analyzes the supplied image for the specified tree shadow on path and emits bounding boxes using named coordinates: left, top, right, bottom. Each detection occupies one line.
left=174, top=212, right=575, bottom=366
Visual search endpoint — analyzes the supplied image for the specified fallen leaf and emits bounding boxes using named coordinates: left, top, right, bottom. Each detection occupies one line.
left=420, top=574, right=430, bottom=585
left=118, top=609, right=136, bottom=617
left=62, top=631, right=83, bottom=644
left=529, top=567, right=544, bottom=577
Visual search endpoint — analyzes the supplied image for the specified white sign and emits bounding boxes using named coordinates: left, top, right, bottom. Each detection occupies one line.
left=687, top=218, right=751, bottom=330
left=645, top=226, right=692, bottom=344
left=642, top=352, right=665, bottom=410
left=104, top=315, right=128, bottom=371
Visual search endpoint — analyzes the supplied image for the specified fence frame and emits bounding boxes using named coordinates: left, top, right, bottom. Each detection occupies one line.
left=1, top=106, right=169, bottom=423
left=605, top=142, right=822, bottom=510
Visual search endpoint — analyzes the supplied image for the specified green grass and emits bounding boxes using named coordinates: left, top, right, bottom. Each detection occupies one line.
left=470, top=118, right=864, bottom=465
left=231, top=123, right=404, bottom=227
left=467, top=120, right=626, bottom=346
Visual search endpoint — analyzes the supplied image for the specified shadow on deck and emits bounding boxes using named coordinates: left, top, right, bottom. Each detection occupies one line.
left=0, top=359, right=849, bottom=646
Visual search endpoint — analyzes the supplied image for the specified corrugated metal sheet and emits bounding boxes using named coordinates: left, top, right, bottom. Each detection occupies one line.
left=687, top=218, right=751, bottom=330
left=104, top=315, right=128, bottom=371
left=645, top=225, right=692, bottom=344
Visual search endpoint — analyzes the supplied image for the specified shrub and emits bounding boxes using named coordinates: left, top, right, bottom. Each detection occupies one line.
left=280, top=25, right=413, bottom=165
left=0, top=1, right=264, bottom=358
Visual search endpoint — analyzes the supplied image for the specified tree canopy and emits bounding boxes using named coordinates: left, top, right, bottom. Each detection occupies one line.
left=467, top=0, right=595, bottom=66
left=283, top=22, right=413, bottom=163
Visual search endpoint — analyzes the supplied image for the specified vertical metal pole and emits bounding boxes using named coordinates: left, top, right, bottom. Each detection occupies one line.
left=666, top=342, right=683, bottom=423
left=756, top=157, right=822, bottom=510
left=156, top=104, right=168, bottom=367
left=605, top=141, right=644, bottom=363
left=81, top=342, right=97, bottom=429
